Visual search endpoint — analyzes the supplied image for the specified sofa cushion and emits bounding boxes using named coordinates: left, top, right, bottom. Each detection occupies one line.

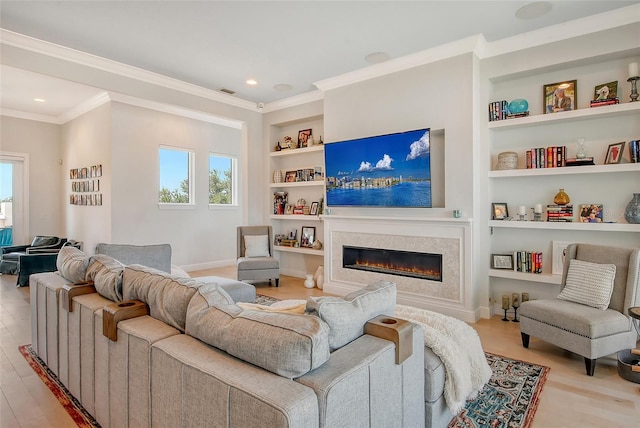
left=186, top=284, right=330, bottom=378
left=243, top=235, right=270, bottom=257
left=56, top=246, right=91, bottom=283
left=123, top=265, right=204, bottom=332
left=306, top=280, right=397, bottom=351
left=95, top=243, right=171, bottom=273
left=86, top=254, right=125, bottom=302
left=557, top=259, right=616, bottom=310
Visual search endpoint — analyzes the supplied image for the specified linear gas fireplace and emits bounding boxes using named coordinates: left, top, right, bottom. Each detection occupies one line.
left=342, top=246, right=442, bottom=282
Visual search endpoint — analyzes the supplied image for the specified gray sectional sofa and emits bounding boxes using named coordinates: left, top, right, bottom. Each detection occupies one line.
left=30, top=243, right=452, bottom=427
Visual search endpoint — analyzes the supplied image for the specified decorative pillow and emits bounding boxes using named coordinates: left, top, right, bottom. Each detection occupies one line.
left=557, top=259, right=616, bottom=310
left=186, top=284, right=329, bottom=378
left=86, top=254, right=125, bottom=302
left=123, top=264, right=205, bottom=332
left=237, top=299, right=307, bottom=314
left=306, top=280, right=397, bottom=351
left=56, top=246, right=91, bottom=283
left=244, top=235, right=270, bottom=257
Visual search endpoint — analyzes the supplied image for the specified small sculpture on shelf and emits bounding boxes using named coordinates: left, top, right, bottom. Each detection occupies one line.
left=512, top=293, right=520, bottom=322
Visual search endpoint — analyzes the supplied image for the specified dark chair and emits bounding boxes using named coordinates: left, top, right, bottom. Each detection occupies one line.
left=0, top=236, right=70, bottom=286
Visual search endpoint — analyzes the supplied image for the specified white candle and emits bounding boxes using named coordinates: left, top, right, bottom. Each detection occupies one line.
left=534, top=204, right=542, bottom=214
left=629, top=62, right=639, bottom=78
left=518, top=205, right=526, bottom=216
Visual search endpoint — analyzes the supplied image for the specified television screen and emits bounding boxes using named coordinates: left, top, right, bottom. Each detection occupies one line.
left=324, top=128, right=431, bottom=207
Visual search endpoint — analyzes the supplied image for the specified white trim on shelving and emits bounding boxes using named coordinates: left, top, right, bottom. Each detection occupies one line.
left=273, top=246, right=323, bottom=256
left=489, top=163, right=640, bottom=178
left=488, top=220, right=640, bottom=232
left=489, top=269, right=562, bottom=285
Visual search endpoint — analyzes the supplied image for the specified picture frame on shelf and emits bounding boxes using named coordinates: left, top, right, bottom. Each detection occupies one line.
left=552, top=240, right=573, bottom=275
left=593, top=81, right=618, bottom=100
left=286, top=228, right=297, bottom=240
left=285, top=170, right=297, bottom=182
left=544, top=80, right=576, bottom=114
left=285, top=204, right=294, bottom=215
left=298, top=129, right=312, bottom=148
left=604, top=141, right=625, bottom=164
left=309, top=201, right=319, bottom=216
left=578, top=204, right=603, bottom=223
left=274, top=234, right=285, bottom=246
left=491, top=254, right=513, bottom=270
left=492, top=202, right=509, bottom=220
left=300, top=226, right=315, bottom=248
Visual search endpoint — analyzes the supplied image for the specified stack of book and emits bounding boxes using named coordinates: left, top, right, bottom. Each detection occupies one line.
left=278, top=239, right=298, bottom=247
left=565, top=157, right=595, bottom=166
left=526, top=146, right=567, bottom=168
left=547, top=204, right=574, bottom=222
left=488, top=100, right=508, bottom=121
left=506, top=111, right=530, bottom=119
left=590, top=97, right=619, bottom=108
left=514, top=251, right=542, bottom=273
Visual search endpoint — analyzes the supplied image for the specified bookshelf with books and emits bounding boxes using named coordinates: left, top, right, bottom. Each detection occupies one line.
left=482, top=50, right=640, bottom=312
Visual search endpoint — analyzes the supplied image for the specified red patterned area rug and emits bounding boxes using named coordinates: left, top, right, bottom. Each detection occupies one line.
left=18, top=344, right=100, bottom=428
left=448, top=352, right=550, bottom=428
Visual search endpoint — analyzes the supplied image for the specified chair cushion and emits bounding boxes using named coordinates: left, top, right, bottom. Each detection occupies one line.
left=519, top=299, right=630, bottom=339
left=237, top=256, right=279, bottom=270
left=558, top=259, right=616, bottom=310
left=31, top=236, right=59, bottom=247
left=243, top=235, right=270, bottom=257
left=186, top=284, right=330, bottom=378
left=86, top=254, right=125, bottom=301
left=306, top=280, right=396, bottom=351
left=56, top=246, right=91, bottom=283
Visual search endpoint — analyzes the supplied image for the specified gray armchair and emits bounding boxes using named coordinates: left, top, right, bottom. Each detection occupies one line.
left=237, top=225, right=279, bottom=286
left=0, top=236, right=67, bottom=275
left=519, top=243, right=640, bottom=376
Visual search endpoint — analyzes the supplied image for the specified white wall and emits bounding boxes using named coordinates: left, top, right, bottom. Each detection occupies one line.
left=61, top=102, right=112, bottom=253
left=0, top=116, right=62, bottom=242
left=110, top=101, right=244, bottom=268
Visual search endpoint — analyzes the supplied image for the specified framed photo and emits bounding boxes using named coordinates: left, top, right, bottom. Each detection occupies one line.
left=552, top=240, right=573, bottom=275
left=300, top=226, right=315, bottom=248
left=309, top=201, right=319, bottom=216
left=285, top=204, right=294, bottom=215
left=298, top=129, right=312, bottom=148
left=286, top=228, right=297, bottom=240
left=593, top=81, right=618, bottom=101
left=285, top=170, right=297, bottom=182
left=578, top=204, right=603, bottom=223
left=491, top=254, right=513, bottom=270
left=544, top=80, right=576, bottom=114
left=492, top=202, right=509, bottom=220
left=604, top=141, right=625, bottom=164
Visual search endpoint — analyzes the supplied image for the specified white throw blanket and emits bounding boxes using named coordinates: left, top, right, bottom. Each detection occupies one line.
left=394, top=304, right=492, bottom=414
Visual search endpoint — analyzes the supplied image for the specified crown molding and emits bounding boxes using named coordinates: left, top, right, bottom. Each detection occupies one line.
left=0, top=29, right=260, bottom=113
left=262, top=90, right=323, bottom=113
left=0, top=108, right=61, bottom=124
left=58, top=91, right=111, bottom=124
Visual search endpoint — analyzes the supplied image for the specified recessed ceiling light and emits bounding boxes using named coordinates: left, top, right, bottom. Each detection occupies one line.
left=246, top=79, right=258, bottom=86
left=365, top=52, right=390, bottom=64
left=515, top=2, right=552, bottom=20
left=34, top=98, right=46, bottom=103
left=273, top=83, right=293, bottom=92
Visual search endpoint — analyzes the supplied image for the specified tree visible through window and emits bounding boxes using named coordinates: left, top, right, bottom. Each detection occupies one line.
left=159, top=147, right=193, bottom=204
left=209, top=154, right=235, bottom=205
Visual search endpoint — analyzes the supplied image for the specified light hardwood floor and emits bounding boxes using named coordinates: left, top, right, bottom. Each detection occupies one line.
left=1, top=268, right=638, bottom=427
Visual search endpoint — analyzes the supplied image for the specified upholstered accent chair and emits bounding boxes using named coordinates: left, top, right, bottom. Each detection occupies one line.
left=237, top=225, right=279, bottom=286
left=0, top=235, right=66, bottom=274
left=519, top=243, right=640, bottom=376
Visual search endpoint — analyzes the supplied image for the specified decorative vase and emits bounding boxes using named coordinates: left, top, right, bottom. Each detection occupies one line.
left=304, top=274, right=315, bottom=289
left=273, top=169, right=283, bottom=183
left=497, top=152, right=518, bottom=170
left=275, top=141, right=282, bottom=152
left=576, top=138, right=586, bottom=159
left=553, top=188, right=570, bottom=205
left=624, top=193, right=640, bottom=224
left=508, top=99, right=528, bottom=114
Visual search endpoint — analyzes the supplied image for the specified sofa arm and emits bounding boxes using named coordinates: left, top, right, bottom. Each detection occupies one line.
left=16, top=253, right=59, bottom=287
left=364, top=315, right=413, bottom=364
left=61, top=281, right=97, bottom=311
left=103, top=300, right=149, bottom=341
left=1, top=244, right=29, bottom=254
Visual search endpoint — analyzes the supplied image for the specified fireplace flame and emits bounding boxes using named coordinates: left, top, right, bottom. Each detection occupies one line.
left=353, top=260, right=440, bottom=278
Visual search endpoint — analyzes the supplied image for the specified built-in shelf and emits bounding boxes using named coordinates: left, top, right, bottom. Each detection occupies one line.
left=269, top=181, right=324, bottom=188
left=269, top=145, right=324, bottom=157
left=488, top=102, right=640, bottom=130
left=489, top=163, right=639, bottom=178
left=489, top=220, right=640, bottom=232
left=273, top=246, right=324, bottom=256
left=270, top=214, right=322, bottom=221
left=489, top=268, right=561, bottom=285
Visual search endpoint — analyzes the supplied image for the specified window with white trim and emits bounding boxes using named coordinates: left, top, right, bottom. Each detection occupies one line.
left=209, top=153, right=236, bottom=205
left=159, top=146, right=194, bottom=204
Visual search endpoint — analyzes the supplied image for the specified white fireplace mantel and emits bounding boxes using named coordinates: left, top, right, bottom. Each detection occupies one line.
left=322, top=215, right=476, bottom=322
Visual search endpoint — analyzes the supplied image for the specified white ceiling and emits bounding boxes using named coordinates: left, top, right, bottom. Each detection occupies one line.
left=1, top=1, right=639, bottom=120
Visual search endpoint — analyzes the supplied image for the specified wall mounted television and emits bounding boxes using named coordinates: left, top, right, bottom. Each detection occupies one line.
left=324, top=128, right=431, bottom=207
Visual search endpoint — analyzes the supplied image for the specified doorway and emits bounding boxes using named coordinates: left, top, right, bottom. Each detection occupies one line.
left=0, top=152, right=29, bottom=245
